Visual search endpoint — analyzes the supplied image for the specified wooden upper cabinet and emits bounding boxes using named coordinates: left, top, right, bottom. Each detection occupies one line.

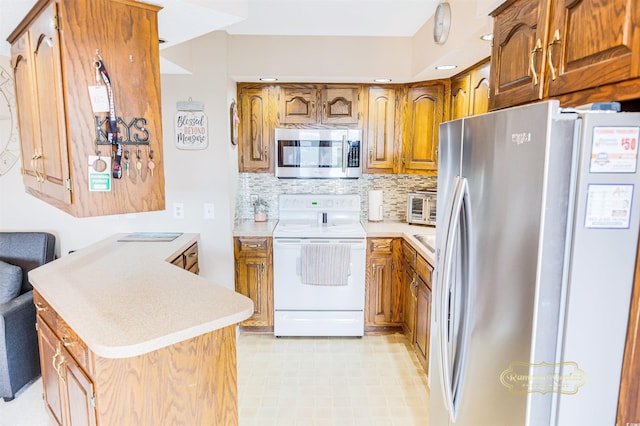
left=469, top=61, right=491, bottom=116
left=364, top=87, right=399, bottom=173
left=11, top=32, right=40, bottom=193
left=490, top=0, right=640, bottom=109
left=320, top=86, right=360, bottom=124
left=8, top=0, right=164, bottom=217
left=11, top=3, right=70, bottom=205
left=239, top=86, right=272, bottom=172
left=450, top=74, right=470, bottom=120
left=452, top=59, right=490, bottom=119
left=279, top=86, right=317, bottom=124
left=401, top=82, right=446, bottom=174
left=277, top=84, right=360, bottom=125
left=489, top=0, right=550, bottom=110
left=545, top=0, right=640, bottom=96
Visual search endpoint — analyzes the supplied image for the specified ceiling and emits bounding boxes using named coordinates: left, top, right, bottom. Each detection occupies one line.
left=0, top=0, right=441, bottom=55
left=0, top=0, right=495, bottom=80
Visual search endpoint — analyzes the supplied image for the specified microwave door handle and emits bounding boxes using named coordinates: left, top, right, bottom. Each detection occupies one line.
left=423, top=198, right=429, bottom=222
left=342, top=135, right=347, bottom=173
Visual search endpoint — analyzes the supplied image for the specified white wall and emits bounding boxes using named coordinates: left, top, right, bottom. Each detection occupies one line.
left=0, top=31, right=239, bottom=289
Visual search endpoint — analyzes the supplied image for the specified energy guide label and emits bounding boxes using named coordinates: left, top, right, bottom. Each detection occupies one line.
left=585, top=184, right=633, bottom=229
left=590, top=126, right=639, bottom=173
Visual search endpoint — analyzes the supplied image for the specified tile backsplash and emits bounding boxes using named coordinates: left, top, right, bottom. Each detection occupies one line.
left=236, top=173, right=437, bottom=221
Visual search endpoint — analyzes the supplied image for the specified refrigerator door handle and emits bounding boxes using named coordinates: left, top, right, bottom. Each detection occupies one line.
left=436, top=175, right=464, bottom=420
left=438, top=176, right=471, bottom=423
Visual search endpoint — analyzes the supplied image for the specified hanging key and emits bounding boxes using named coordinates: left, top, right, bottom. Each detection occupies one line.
left=147, top=148, right=155, bottom=177
left=124, top=149, right=130, bottom=177
left=136, top=148, right=142, bottom=176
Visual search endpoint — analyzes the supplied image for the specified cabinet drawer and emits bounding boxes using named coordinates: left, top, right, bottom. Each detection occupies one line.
left=416, top=255, right=433, bottom=288
left=236, top=237, right=269, bottom=253
left=34, top=291, right=57, bottom=331
left=402, top=242, right=417, bottom=268
left=55, top=317, right=90, bottom=373
left=183, top=242, right=199, bottom=272
left=34, top=291, right=90, bottom=373
left=170, top=254, right=185, bottom=269
left=368, top=238, right=394, bottom=255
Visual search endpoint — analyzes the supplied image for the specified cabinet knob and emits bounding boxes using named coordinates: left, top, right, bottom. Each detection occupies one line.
left=35, top=302, right=47, bottom=312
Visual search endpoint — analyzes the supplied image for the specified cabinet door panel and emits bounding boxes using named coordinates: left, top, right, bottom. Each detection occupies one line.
left=370, top=256, right=394, bottom=324
left=364, top=87, right=397, bottom=173
left=37, top=316, right=64, bottom=426
left=63, top=346, right=97, bottom=426
left=402, top=85, right=444, bottom=173
left=470, top=62, right=491, bottom=116
left=321, top=87, right=359, bottom=124
left=10, top=33, right=41, bottom=191
left=280, top=87, right=317, bottom=124
left=402, top=263, right=416, bottom=340
left=240, top=88, right=271, bottom=172
left=450, top=75, right=470, bottom=120
left=546, top=0, right=640, bottom=96
left=489, top=0, right=550, bottom=110
left=29, top=3, right=71, bottom=204
left=415, top=277, right=431, bottom=373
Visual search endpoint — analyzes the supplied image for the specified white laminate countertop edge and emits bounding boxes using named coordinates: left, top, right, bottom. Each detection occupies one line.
left=29, top=233, right=254, bottom=359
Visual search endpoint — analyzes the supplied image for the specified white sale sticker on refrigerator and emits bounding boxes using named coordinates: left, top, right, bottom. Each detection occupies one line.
left=585, top=184, right=633, bottom=229
left=590, top=126, right=639, bottom=173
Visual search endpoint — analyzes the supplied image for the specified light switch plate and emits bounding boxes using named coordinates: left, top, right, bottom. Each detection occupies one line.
left=173, top=203, right=184, bottom=219
left=203, top=203, right=214, bottom=219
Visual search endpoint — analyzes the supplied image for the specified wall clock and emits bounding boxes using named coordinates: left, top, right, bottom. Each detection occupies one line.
left=433, top=2, right=452, bottom=45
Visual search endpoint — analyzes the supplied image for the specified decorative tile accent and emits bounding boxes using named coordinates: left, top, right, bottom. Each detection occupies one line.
left=236, top=173, right=437, bottom=222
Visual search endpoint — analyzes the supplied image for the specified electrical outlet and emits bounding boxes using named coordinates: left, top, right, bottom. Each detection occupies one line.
left=173, top=203, right=184, bottom=219
left=203, top=203, right=215, bottom=220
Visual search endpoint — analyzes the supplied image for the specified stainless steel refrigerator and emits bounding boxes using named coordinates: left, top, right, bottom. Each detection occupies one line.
left=432, top=100, right=640, bottom=426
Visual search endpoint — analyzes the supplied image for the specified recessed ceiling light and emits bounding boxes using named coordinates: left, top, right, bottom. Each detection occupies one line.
left=373, top=78, right=392, bottom=83
left=480, top=33, right=494, bottom=42
left=259, top=77, right=278, bottom=82
left=435, top=65, right=457, bottom=70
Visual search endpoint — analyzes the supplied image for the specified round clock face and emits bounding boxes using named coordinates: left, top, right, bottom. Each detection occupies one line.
left=433, top=2, right=452, bottom=45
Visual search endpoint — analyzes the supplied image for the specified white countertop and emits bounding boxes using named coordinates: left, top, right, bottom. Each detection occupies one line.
left=29, top=233, right=253, bottom=359
left=362, top=220, right=436, bottom=265
left=233, top=219, right=437, bottom=265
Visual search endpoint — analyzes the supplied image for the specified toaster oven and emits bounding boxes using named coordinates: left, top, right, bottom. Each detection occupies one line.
left=407, top=191, right=437, bottom=226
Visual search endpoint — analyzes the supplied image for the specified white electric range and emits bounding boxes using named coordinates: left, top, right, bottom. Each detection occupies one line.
left=273, top=194, right=366, bottom=337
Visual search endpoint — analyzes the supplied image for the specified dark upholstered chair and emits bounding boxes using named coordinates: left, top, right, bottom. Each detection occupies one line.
left=0, top=232, right=56, bottom=401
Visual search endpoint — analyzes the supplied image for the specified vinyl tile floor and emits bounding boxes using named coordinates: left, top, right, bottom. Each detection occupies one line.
left=0, top=333, right=429, bottom=426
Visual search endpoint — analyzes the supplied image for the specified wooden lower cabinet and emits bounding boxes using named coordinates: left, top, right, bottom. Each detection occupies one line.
left=414, top=255, right=433, bottom=372
left=35, top=292, right=239, bottom=426
left=399, top=240, right=433, bottom=373
left=169, top=242, right=199, bottom=275
left=365, top=238, right=403, bottom=329
left=38, top=316, right=96, bottom=426
left=234, top=237, right=273, bottom=328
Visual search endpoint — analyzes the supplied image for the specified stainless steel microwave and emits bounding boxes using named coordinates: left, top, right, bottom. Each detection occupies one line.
left=407, top=191, right=437, bottom=226
left=275, top=128, right=362, bottom=178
